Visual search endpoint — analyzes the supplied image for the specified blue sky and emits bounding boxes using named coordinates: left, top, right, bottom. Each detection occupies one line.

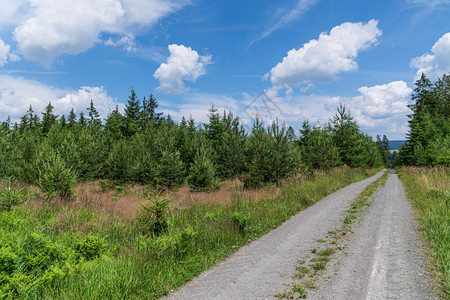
left=0, top=0, right=449, bottom=139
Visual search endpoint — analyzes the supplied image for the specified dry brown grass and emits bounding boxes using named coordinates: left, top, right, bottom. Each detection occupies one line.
left=169, top=179, right=281, bottom=207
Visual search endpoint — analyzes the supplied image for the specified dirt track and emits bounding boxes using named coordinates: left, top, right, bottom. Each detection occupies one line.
left=167, top=170, right=437, bottom=299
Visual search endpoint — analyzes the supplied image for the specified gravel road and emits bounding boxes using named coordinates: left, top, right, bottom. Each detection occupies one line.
left=167, top=170, right=436, bottom=299
left=167, top=171, right=385, bottom=300
left=308, top=170, right=437, bottom=300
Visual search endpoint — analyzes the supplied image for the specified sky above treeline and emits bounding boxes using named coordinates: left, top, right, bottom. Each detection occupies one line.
left=0, top=0, right=449, bottom=139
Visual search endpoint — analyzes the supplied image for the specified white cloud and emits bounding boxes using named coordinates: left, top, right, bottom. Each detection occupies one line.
left=0, top=0, right=29, bottom=30
left=10, top=0, right=190, bottom=66
left=0, top=75, right=122, bottom=123
left=410, top=32, right=450, bottom=81
left=0, top=39, right=11, bottom=66
left=105, top=34, right=137, bottom=52
left=154, top=44, right=212, bottom=94
left=352, top=81, right=412, bottom=119
left=266, top=19, right=382, bottom=85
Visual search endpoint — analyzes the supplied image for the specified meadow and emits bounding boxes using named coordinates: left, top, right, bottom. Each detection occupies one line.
left=0, top=167, right=377, bottom=299
left=398, top=167, right=449, bottom=297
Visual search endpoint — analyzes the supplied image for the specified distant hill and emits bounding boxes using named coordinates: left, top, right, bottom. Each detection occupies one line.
left=389, top=140, right=405, bottom=150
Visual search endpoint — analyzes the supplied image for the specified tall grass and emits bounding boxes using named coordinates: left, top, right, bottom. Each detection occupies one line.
left=397, top=167, right=449, bottom=297
left=1, top=167, right=379, bottom=299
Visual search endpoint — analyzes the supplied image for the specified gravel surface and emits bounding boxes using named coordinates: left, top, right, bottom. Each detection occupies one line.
left=308, top=170, right=437, bottom=300
left=166, top=171, right=385, bottom=300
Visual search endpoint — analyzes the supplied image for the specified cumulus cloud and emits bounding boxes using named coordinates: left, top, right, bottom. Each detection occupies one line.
left=352, top=81, right=412, bottom=119
left=410, top=32, right=450, bottom=81
left=0, top=0, right=29, bottom=30
left=10, top=0, right=189, bottom=66
left=154, top=44, right=212, bottom=94
left=266, top=19, right=382, bottom=85
left=0, top=75, right=122, bottom=123
left=0, top=39, right=11, bottom=66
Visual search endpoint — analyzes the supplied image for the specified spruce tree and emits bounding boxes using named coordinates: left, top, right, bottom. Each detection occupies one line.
left=156, top=150, right=185, bottom=188
left=87, top=99, right=101, bottom=128
left=42, top=102, right=58, bottom=134
left=124, top=88, right=141, bottom=136
left=188, top=145, right=220, bottom=191
left=67, top=108, right=77, bottom=128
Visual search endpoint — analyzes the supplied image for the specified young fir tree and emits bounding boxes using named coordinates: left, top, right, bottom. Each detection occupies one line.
left=299, top=121, right=341, bottom=170
left=124, top=88, right=141, bottom=136
left=41, top=102, right=58, bottom=134
left=141, top=94, right=163, bottom=129
left=87, top=99, right=101, bottom=128
left=188, top=145, right=220, bottom=191
left=105, top=106, right=125, bottom=140
left=331, top=104, right=367, bottom=167
left=67, top=108, right=77, bottom=129
left=156, top=150, right=185, bottom=188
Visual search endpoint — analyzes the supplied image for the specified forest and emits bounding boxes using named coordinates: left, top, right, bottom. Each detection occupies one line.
left=0, top=88, right=387, bottom=199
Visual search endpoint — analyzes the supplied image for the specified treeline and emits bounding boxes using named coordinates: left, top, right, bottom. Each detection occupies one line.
left=0, top=89, right=385, bottom=198
left=397, top=74, right=450, bottom=166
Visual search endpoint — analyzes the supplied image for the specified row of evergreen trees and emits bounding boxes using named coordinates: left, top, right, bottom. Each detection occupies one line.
left=397, top=74, right=450, bottom=166
left=0, top=89, right=386, bottom=198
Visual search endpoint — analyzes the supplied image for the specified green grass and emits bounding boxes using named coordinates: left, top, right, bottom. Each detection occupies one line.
left=0, top=167, right=379, bottom=299
left=397, top=167, right=449, bottom=297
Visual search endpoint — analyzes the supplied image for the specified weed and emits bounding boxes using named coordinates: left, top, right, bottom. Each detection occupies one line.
left=274, top=291, right=293, bottom=299
left=343, top=214, right=356, bottom=224
left=318, top=248, right=333, bottom=256
left=229, top=211, right=251, bottom=232
left=296, top=266, right=310, bottom=274
left=312, top=262, right=327, bottom=271
left=317, top=238, right=326, bottom=243
left=292, top=284, right=308, bottom=298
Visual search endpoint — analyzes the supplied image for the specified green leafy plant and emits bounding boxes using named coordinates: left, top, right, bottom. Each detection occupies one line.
left=229, top=211, right=251, bottom=232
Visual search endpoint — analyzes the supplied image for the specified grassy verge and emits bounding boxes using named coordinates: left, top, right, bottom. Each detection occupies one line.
left=276, top=169, right=389, bottom=299
left=397, top=167, right=449, bottom=297
left=0, top=167, right=379, bottom=299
